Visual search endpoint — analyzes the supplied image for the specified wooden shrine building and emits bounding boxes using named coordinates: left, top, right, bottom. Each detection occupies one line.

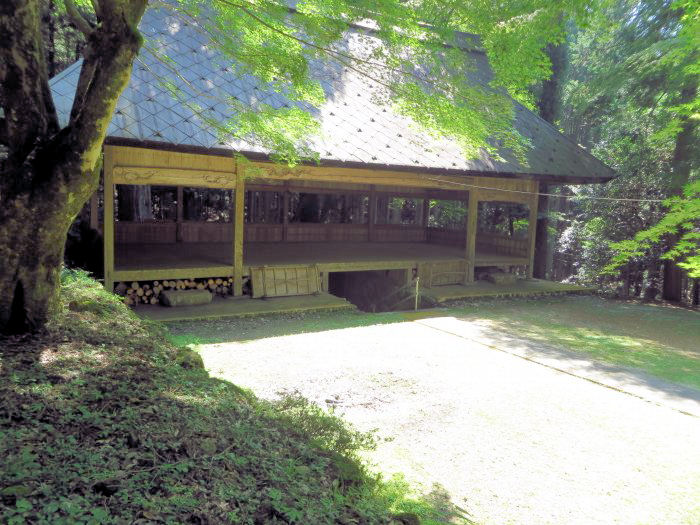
left=50, top=7, right=614, bottom=307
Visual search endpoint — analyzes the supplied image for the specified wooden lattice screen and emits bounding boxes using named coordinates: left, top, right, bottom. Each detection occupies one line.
left=249, top=265, right=321, bottom=298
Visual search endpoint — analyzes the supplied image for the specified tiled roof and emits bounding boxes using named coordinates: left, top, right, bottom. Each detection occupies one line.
left=50, top=7, right=614, bottom=182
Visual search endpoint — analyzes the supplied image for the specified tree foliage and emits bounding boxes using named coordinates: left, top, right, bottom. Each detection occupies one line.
left=606, top=181, right=700, bottom=277
left=160, top=0, right=595, bottom=163
left=556, top=0, right=698, bottom=298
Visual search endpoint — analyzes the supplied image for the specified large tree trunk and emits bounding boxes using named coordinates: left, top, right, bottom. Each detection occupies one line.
left=0, top=0, right=147, bottom=334
left=0, top=161, right=97, bottom=333
left=533, top=42, right=566, bottom=279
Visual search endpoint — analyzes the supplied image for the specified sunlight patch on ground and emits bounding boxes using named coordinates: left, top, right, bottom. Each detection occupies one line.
left=196, top=317, right=700, bottom=525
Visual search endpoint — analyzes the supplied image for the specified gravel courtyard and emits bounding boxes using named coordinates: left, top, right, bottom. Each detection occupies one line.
left=197, top=313, right=700, bottom=525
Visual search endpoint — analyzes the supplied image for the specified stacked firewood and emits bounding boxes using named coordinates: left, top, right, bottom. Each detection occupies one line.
left=114, top=277, right=234, bottom=306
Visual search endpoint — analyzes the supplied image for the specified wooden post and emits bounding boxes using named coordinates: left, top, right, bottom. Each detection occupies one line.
left=464, top=190, right=478, bottom=283
left=233, top=165, right=245, bottom=296
left=282, top=182, right=289, bottom=241
left=422, top=196, right=430, bottom=226
left=89, top=191, right=99, bottom=231
left=176, top=185, right=183, bottom=242
left=368, top=185, right=376, bottom=242
left=422, top=196, right=430, bottom=241
left=103, top=146, right=115, bottom=292
left=527, top=181, right=539, bottom=279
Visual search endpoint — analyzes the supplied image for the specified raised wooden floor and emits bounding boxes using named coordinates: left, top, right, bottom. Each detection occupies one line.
left=135, top=293, right=354, bottom=322
left=114, top=242, right=526, bottom=282
left=421, top=279, right=596, bottom=304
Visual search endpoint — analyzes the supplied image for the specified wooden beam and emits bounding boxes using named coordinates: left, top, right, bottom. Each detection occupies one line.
left=113, top=166, right=234, bottom=188
left=527, top=181, right=539, bottom=279
left=464, top=189, right=478, bottom=283
left=247, top=160, right=533, bottom=193
left=103, top=146, right=116, bottom=292
left=233, top=164, right=245, bottom=296
left=176, top=185, right=184, bottom=242
left=108, top=144, right=536, bottom=195
left=368, top=185, right=376, bottom=242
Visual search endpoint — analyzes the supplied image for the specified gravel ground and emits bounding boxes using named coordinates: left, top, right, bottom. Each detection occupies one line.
left=199, top=315, right=700, bottom=525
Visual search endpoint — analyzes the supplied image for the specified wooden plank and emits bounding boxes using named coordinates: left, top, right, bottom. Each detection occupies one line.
left=103, top=146, right=115, bottom=292
left=464, top=189, right=478, bottom=283
left=527, top=181, right=539, bottom=278
left=233, top=164, right=245, bottom=296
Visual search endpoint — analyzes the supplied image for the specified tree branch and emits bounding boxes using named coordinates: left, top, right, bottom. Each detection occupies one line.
left=63, top=0, right=148, bottom=186
left=65, top=0, right=94, bottom=36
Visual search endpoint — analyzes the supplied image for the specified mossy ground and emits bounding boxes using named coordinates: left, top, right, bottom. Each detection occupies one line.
left=0, top=270, right=464, bottom=524
left=444, top=295, right=700, bottom=390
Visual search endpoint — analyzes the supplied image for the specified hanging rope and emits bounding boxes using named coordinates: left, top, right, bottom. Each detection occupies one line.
left=425, top=177, right=665, bottom=203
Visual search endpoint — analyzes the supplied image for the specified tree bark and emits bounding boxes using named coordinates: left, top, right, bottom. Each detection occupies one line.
left=0, top=0, right=147, bottom=333
left=533, top=42, right=566, bottom=279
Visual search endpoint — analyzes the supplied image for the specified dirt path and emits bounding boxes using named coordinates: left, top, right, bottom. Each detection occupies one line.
left=198, top=315, right=700, bottom=525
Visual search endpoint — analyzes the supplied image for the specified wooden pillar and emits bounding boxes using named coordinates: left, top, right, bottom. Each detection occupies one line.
left=89, top=191, right=99, bottom=231
left=103, top=147, right=115, bottom=292
left=464, top=189, right=478, bottom=283
left=422, top=196, right=430, bottom=241
left=368, top=185, right=376, bottom=242
left=282, top=182, right=290, bottom=241
left=176, top=185, right=183, bottom=242
left=422, top=196, right=430, bottom=226
left=233, top=166, right=245, bottom=296
left=527, top=181, right=539, bottom=279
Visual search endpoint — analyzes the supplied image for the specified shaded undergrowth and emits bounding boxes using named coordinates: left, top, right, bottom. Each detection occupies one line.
left=0, top=270, right=470, bottom=524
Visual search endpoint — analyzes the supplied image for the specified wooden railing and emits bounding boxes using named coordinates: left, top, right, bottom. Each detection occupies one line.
left=373, top=224, right=427, bottom=242
left=115, top=221, right=176, bottom=244
left=476, top=231, right=528, bottom=257
left=427, top=227, right=465, bottom=247
left=116, top=221, right=446, bottom=244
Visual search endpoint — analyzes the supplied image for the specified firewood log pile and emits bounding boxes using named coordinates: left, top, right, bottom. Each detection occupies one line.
left=114, top=277, right=234, bottom=306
